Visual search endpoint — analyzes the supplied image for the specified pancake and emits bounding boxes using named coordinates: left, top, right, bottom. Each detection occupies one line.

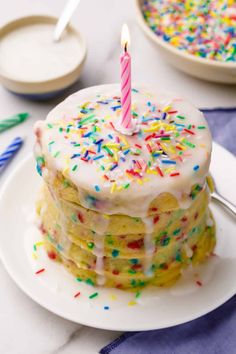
left=34, top=84, right=215, bottom=290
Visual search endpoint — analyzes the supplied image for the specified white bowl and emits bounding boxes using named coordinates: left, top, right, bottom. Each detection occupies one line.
left=0, top=15, right=87, bottom=99
left=135, top=0, right=236, bottom=84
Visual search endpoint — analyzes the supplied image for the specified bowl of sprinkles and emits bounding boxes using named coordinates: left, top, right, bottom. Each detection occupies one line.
left=136, top=0, right=236, bottom=83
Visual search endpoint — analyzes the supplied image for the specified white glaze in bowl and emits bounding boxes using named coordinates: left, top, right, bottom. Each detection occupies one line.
left=0, top=15, right=87, bottom=96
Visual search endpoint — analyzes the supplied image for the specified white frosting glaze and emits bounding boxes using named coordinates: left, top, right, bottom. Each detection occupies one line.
left=142, top=217, right=155, bottom=276
left=114, top=115, right=140, bottom=136
left=206, top=209, right=214, bottom=227
left=184, top=243, right=194, bottom=258
left=93, top=234, right=105, bottom=285
left=35, top=84, right=212, bottom=217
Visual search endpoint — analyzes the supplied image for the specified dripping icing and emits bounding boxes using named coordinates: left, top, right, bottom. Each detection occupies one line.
left=142, top=216, right=155, bottom=277
left=93, top=234, right=105, bottom=285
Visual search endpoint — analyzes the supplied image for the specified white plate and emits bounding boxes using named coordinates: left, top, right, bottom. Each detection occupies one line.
left=0, top=142, right=235, bottom=331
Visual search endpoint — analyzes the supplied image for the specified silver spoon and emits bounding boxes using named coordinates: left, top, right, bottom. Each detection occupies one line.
left=210, top=175, right=236, bottom=216
left=54, top=0, right=81, bottom=42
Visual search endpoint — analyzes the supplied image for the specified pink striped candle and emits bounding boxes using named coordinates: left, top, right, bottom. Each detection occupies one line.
left=120, top=24, right=132, bottom=131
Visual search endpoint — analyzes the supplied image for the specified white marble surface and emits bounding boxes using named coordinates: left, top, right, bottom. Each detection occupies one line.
left=0, top=1, right=236, bottom=353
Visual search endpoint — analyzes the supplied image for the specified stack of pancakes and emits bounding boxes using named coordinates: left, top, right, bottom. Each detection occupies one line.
left=35, top=84, right=215, bottom=290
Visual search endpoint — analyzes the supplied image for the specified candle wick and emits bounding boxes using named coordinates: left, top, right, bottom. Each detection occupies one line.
left=124, top=42, right=127, bottom=53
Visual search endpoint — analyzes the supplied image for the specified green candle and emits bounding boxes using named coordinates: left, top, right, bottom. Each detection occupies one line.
left=0, top=112, right=29, bottom=133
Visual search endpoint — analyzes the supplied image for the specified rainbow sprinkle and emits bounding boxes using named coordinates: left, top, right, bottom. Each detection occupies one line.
left=40, top=88, right=208, bottom=196
left=142, top=0, right=236, bottom=62
left=74, top=291, right=81, bottom=298
left=33, top=241, right=44, bottom=251
left=128, top=300, right=137, bottom=306
left=89, top=292, right=98, bottom=299
left=35, top=268, right=45, bottom=275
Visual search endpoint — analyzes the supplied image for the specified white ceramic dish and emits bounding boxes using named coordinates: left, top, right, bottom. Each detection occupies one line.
left=0, top=15, right=87, bottom=99
left=0, top=143, right=235, bottom=331
left=135, top=0, right=236, bottom=84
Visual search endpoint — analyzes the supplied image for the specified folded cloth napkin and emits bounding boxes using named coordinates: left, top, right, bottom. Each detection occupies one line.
left=203, top=108, right=236, bottom=155
left=100, top=108, right=236, bottom=354
left=100, top=296, right=236, bottom=354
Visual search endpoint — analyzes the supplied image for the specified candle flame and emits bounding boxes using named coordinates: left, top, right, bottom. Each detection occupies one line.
left=121, top=24, right=130, bottom=50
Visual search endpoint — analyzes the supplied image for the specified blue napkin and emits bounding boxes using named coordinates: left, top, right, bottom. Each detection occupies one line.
left=100, top=108, right=236, bottom=354
left=203, top=108, right=236, bottom=155
left=101, top=297, right=236, bottom=354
